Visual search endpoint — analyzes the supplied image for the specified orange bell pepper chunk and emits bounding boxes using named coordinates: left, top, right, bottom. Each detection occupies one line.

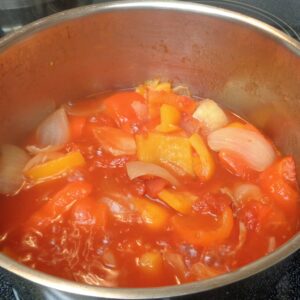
left=156, top=104, right=181, bottom=133
left=26, top=181, right=93, bottom=230
left=189, top=133, right=215, bottom=181
left=136, top=133, right=194, bottom=176
left=171, top=206, right=234, bottom=247
left=158, top=189, right=197, bottom=214
left=134, top=197, right=170, bottom=230
left=24, top=151, right=85, bottom=181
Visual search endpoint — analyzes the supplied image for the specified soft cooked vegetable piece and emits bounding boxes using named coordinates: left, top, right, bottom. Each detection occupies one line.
left=156, top=104, right=181, bottom=133
left=138, top=251, right=163, bottom=274
left=93, top=126, right=136, bottom=156
left=25, top=181, right=92, bottom=230
left=102, top=91, right=146, bottom=131
left=145, top=178, right=169, bottom=198
left=158, top=189, right=197, bottom=214
left=0, top=145, right=30, bottom=195
left=71, top=197, right=107, bottom=229
left=126, top=161, right=179, bottom=186
left=69, top=116, right=86, bottom=140
left=136, top=133, right=194, bottom=176
left=208, top=127, right=275, bottom=172
left=24, top=151, right=85, bottom=181
left=218, top=150, right=259, bottom=180
left=192, top=99, right=229, bottom=132
left=260, top=156, right=299, bottom=214
left=171, top=207, right=234, bottom=246
left=134, top=197, right=170, bottom=230
left=36, top=107, right=70, bottom=148
left=135, top=79, right=172, bottom=96
left=147, top=90, right=196, bottom=119
left=189, top=133, right=215, bottom=181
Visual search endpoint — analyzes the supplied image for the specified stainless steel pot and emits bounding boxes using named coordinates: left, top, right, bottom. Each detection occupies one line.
left=0, top=1, right=299, bottom=299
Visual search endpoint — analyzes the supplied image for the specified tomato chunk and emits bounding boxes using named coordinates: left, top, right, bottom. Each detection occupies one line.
left=25, top=181, right=92, bottom=230
left=260, top=156, right=299, bottom=214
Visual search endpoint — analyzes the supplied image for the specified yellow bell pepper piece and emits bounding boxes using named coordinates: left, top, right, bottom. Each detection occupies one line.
left=156, top=104, right=181, bottom=133
left=189, top=133, right=215, bottom=181
left=158, top=189, right=197, bottom=214
left=136, top=133, right=194, bottom=176
left=134, top=197, right=169, bottom=230
left=138, top=251, right=163, bottom=274
left=25, top=151, right=85, bottom=181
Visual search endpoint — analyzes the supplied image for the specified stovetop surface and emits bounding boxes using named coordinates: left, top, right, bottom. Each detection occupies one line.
left=0, top=1, right=299, bottom=299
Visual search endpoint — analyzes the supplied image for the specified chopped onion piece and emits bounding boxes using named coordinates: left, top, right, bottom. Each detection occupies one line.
left=36, top=107, right=70, bottom=148
left=26, top=145, right=63, bottom=155
left=208, top=127, right=275, bottom=171
left=173, top=85, right=191, bottom=97
left=126, top=161, right=179, bottom=186
left=0, top=144, right=30, bottom=195
left=192, top=99, right=228, bottom=132
left=233, top=183, right=262, bottom=205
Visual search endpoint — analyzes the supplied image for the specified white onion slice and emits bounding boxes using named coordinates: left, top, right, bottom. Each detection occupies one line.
left=126, top=161, right=179, bottom=186
left=193, top=99, right=229, bottom=132
left=233, top=183, right=262, bottom=205
left=0, top=144, right=30, bottom=195
left=36, top=107, right=70, bottom=148
left=208, top=127, right=275, bottom=171
left=26, top=145, right=63, bottom=155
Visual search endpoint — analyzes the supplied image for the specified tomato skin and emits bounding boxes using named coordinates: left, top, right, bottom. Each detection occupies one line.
left=260, top=157, right=299, bottom=214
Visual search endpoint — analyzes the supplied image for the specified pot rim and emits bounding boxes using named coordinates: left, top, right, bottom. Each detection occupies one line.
left=0, top=1, right=299, bottom=298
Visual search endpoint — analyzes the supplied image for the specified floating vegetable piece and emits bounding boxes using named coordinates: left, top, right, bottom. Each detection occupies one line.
left=208, top=127, right=275, bottom=172
left=93, top=126, right=136, bottom=156
left=126, top=161, right=179, bottom=186
left=156, top=104, right=181, bottom=133
left=171, top=207, right=234, bottom=246
left=192, top=99, right=228, bottom=132
left=138, top=251, right=163, bottom=274
left=134, top=197, right=170, bottom=230
left=189, top=133, right=215, bottom=181
left=24, top=151, right=85, bottom=181
left=36, top=107, right=70, bottom=148
left=136, top=133, right=194, bottom=176
left=158, top=189, right=197, bottom=214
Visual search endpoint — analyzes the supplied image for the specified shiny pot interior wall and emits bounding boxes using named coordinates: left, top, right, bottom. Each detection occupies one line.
left=0, top=8, right=300, bottom=170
